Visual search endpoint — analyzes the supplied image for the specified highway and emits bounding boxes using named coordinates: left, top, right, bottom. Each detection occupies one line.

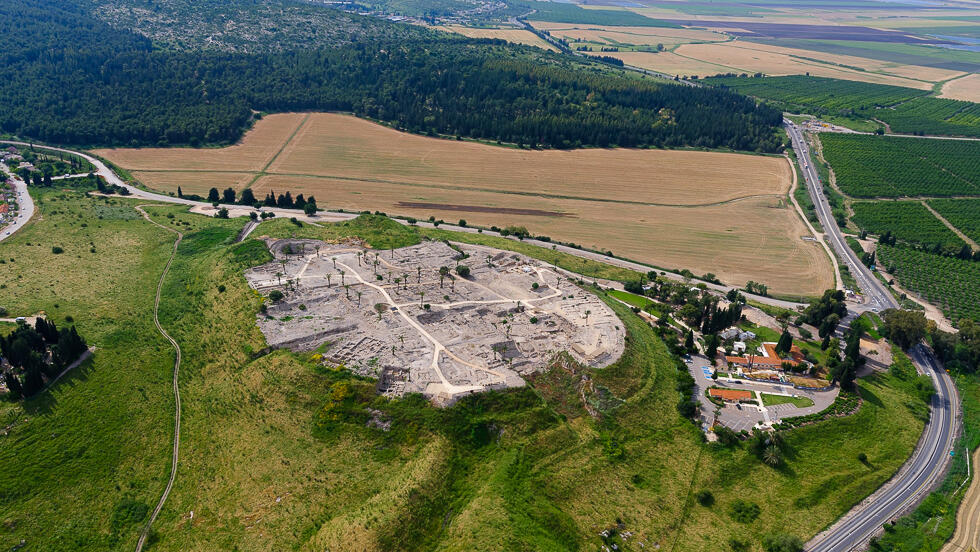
left=786, top=121, right=961, bottom=552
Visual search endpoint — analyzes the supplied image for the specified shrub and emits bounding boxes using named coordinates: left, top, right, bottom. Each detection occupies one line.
left=217, top=285, right=226, bottom=293
left=762, top=533, right=804, bottom=552
left=696, top=490, right=715, bottom=507
left=729, top=500, right=761, bottom=523
left=51, top=246, right=64, bottom=254
left=268, top=290, right=284, bottom=302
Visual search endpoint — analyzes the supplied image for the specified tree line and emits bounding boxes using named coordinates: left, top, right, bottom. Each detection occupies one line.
left=0, top=0, right=784, bottom=153
left=1, top=318, right=89, bottom=399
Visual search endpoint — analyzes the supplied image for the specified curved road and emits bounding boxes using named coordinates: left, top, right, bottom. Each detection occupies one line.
left=786, top=121, right=960, bottom=552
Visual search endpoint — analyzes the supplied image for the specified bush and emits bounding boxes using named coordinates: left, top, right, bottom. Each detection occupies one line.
left=217, top=284, right=226, bottom=293
left=729, top=500, right=761, bottom=523
left=762, top=533, right=804, bottom=552
left=696, top=490, right=714, bottom=507
left=456, top=265, right=471, bottom=277
left=51, top=246, right=64, bottom=254
left=268, top=290, right=284, bottom=302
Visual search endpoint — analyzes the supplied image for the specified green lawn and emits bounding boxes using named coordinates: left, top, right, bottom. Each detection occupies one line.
left=762, top=393, right=815, bottom=408
left=0, top=203, right=929, bottom=551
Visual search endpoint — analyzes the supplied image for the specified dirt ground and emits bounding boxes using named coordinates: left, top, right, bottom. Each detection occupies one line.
left=245, top=239, right=625, bottom=405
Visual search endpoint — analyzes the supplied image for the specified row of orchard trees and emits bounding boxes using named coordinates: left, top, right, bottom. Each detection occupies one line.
left=0, top=319, right=88, bottom=399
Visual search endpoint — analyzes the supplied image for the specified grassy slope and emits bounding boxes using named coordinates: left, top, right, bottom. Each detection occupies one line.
left=0, top=185, right=181, bottom=548
left=0, top=207, right=929, bottom=550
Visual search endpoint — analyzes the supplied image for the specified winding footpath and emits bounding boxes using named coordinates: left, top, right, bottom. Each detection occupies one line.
left=133, top=205, right=184, bottom=552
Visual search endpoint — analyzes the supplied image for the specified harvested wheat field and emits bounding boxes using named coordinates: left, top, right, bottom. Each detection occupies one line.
left=131, top=171, right=256, bottom=196
left=672, top=43, right=940, bottom=88
left=436, top=25, right=558, bottom=51
left=96, top=112, right=832, bottom=296
left=92, top=112, right=309, bottom=171
left=589, top=50, right=737, bottom=76
left=941, top=73, right=980, bottom=103
left=530, top=23, right=726, bottom=46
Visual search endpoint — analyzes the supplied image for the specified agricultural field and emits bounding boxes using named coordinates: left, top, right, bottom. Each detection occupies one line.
left=532, top=24, right=726, bottom=49
left=670, top=41, right=944, bottom=88
left=850, top=201, right=965, bottom=249
left=875, top=96, right=980, bottom=138
left=516, top=1, right=678, bottom=27
left=706, top=75, right=926, bottom=112
left=877, top=244, right=980, bottom=324
left=928, top=199, right=980, bottom=244
left=95, top=112, right=834, bottom=297
left=706, top=75, right=980, bottom=137
left=819, top=134, right=980, bottom=198
left=434, top=25, right=557, bottom=51
left=940, top=73, right=980, bottom=103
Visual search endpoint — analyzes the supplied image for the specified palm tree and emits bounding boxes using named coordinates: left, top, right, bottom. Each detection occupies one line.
left=486, top=254, right=492, bottom=267
left=331, top=257, right=337, bottom=269
left=344, top=284, right=350, bottom=299
left=373, top=258, right=379, bottom=276
left=439, top=266, right=449, bottom=287
left=339, top=269, right=345, bottom=286
left=419, top=290, right=425, bottom=308
left=356, top=290, right=362, bottom=306
left=357, top=252, right=362, bottom=266
left=450, top=275, right=455, bottom=293
left=325, top=273, right=332, bottom=287
left=276, top=271, right=283, bottom=286
left=417, top=266, right=421, bottom=283
left=763, top=445, right=781, bottom=466
left=584, top=309, right=591, bottom=325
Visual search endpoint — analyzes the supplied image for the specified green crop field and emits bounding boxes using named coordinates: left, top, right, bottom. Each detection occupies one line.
left=517, top=0, right=678, bottom=26
left=877, top=244, right=980, bottom=324
left=0, top=192, right=931, bottom=550
left=928, top=198, right=980, bottom=244
left=850, top=201, right=964, bottom=249
left=705, top=75, right=980, bottom=137
left=876, top=97, right=980, bottom=138
left=820, top=134, right=980, bottom=198
left=706, top=75, right=924, bottom=112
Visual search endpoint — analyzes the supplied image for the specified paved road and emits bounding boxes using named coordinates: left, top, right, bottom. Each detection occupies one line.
left=0, top=165, right=34, bottom=243
left=787, top=120, right=961, bottom=552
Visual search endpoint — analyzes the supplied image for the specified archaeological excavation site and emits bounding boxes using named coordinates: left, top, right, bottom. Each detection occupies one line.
left=244, top=239, right=625, bottom=405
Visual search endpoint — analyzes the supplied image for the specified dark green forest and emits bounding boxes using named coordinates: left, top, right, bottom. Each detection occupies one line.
left=0, top=0, right=783, bottom=151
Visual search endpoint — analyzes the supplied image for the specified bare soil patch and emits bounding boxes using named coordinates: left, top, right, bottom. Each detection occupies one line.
left=940, top=73, right=980, bottom=103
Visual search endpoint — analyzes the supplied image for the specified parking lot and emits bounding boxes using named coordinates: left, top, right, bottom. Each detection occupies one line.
left=685, top=354, right=838, bottom=432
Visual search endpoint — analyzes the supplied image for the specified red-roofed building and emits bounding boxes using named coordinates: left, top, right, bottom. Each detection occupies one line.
left=725, top=342, right=803, bottom=370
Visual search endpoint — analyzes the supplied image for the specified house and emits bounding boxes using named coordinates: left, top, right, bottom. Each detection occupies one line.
left=709, top=388, right=753, bottom=403
left=733, top=341, right=746, bottom=353
left=725, top=342, right=802, bottom=370
left=720, top=326, right=757, bottom=341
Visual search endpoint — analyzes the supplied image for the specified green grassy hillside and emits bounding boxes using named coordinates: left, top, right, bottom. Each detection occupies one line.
left=0, top=198, right=929, bottom=551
